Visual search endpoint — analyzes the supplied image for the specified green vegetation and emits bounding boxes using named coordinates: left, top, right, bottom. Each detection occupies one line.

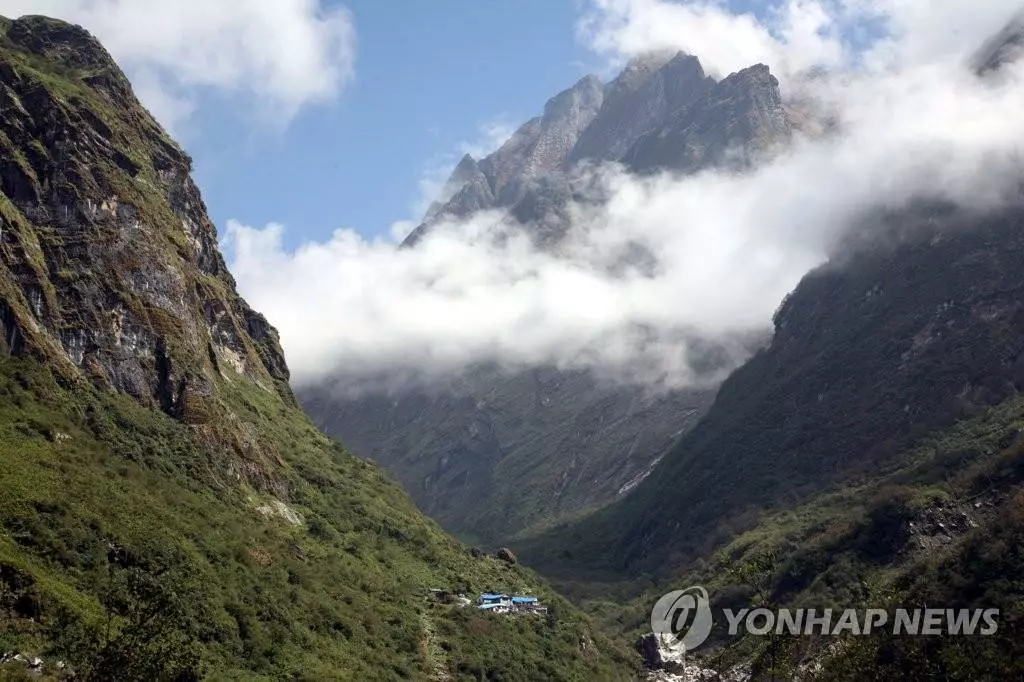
left=543, top=393, right=1024, bottom=680
left=523, top=208, right=1024, bottom=579
left=512, top=207, right=1024, bottom=678
left=0, top=14, right=639, bottom=681
left=0, top=352, right=637, bottom=680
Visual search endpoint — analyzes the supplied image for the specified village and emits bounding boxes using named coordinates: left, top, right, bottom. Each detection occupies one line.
left=476, top=592, right=548, bottom=615
left=427, top=589, right=548, bottom=615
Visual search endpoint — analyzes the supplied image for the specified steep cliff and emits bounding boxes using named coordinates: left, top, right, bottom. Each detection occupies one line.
left=404, top=51, right=793, bottom=247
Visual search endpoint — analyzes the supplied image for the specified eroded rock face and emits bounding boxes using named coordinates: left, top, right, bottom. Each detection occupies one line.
left=622, top=64, right=793, bottom=175
left=636, top=633, right=665, bottom=671
left=571, top=52, right=714, bottom=165
left=0, top=15, right=290, bottom=418
left=404, top=51, right=794, bottom=249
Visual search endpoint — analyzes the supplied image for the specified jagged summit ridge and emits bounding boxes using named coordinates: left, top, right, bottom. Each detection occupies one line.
left=570, top=51, right=713, bottom=164
left=403, top=49, right=792, bottom=247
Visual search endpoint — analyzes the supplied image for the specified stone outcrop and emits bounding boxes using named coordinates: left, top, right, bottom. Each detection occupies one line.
left=0, top=15, right=291, bottom=424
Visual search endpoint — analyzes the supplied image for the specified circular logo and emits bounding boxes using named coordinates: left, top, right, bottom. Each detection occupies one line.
left=650, top=586, right=713, bottom=653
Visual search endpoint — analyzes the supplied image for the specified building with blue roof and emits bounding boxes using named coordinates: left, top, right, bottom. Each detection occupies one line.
left=480, top=593, right=506, bottom=602
left=477, top=593, right=546, bottom=615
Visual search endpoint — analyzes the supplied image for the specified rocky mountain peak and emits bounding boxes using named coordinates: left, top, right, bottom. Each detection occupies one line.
left=570, top=49, right=713, bottom=164
left=404, top=50, right=792, bottom=247
left=452, top=152, right=480, bottom=177
left=421, top=153, right=489, bottom=223
left=543, top=73, right=604, bottom=119
left=974, top=10, right=1024, bottom=75
left=489, top=75, right=604, bottom=203
left=614, top=50, right=679, bottom=85
left=621, top=61, right=791, bottom=174
left=0, top=15, right=291, bottom=429
left=4, top=15, right=117, bottom=72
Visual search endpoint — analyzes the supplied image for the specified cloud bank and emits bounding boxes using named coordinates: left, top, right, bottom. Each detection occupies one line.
left=0, top=0, right=356, bottom=130
left=223, top=0, right=1024, bottom=393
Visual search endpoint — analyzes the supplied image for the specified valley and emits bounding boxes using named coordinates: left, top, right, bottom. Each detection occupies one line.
left=3, top=3, right=1024, bottom=681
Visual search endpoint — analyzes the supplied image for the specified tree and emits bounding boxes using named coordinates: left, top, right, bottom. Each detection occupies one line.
left=50, top=559, right=205, bottom=682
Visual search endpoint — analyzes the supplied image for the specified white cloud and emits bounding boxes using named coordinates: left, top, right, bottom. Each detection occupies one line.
left=222, top=1, right=1024, bottom=393
left=0, top=0, right=356, bottom=130
left=852, top=0, right=1023, bottom=69
left=576, top=0, right=850, bottom=81
left=576, top=0, right=1024, bottom=79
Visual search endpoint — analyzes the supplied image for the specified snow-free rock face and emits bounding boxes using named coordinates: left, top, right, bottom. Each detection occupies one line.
left=403, top=51, right=793, bottom=248
left=622, top=63, right=792, bottom=174
left=493, top=74, right=605, bottom=200
left=404, top=75, right=605, bottom=246
left=422, top=153, right=495, bottom=224
left=0, top=15, right=290, bottom=423
left=307, top=50, right=795, bottom=546
left=570, top=52, right=714, bottom=165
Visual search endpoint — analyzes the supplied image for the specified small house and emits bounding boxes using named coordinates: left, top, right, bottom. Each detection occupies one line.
left=478, top=593, right=509, bottom=605
left=511, top=596, right=547, bottom=613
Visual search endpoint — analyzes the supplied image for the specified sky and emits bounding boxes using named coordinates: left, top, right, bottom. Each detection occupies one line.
left=1, top=0, right=1023, bottom=393
left=0, top=1, right=811, bottom=247
left=0, top=0, right=602, bottom=246
left=188, top=0, right=598, bottom=247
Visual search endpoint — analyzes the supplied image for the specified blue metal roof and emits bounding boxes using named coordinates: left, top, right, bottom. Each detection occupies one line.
left=480, top=593, right=505, bottom=600
left=511, top=596, right=538, bottom=603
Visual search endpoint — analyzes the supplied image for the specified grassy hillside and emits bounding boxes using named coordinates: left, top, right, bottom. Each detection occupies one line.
left=302, top=366, right=717, bottom=546
left=0, top=14, right=640, bottom=681
left=0, top=356, right=639, bottom=680
left=562, top=395, right=1024, bottom=680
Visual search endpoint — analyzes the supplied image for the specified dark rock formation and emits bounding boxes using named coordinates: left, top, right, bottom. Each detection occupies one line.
left=404, top=50, right=793, bottom=248
left=636, top=633, right=664, bottom=670
left=0, top=14, right=291, bottom=421
left=974, top=11, right=1024, bottom=75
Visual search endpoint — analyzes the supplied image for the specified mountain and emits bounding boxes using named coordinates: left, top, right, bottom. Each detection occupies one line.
left=515, top=24, right=1024, bottom=679
left=524, top=201, right=1024, bottom=571
left=302, top=367, right=719, bottom=545
left=300, top=53, right=793, bottom=548
left=0, top=16, right=639, bottom=681
left=521, top=202, right=1024, bottom=680
left=405, top=51, right=792, bottom=247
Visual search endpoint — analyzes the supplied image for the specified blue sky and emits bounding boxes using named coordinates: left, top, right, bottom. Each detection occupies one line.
left=8, top=0, right=819, bottom=251
left=185, top=1, right=598, bottom=248
left=4, top=0, right=904, bottom=254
